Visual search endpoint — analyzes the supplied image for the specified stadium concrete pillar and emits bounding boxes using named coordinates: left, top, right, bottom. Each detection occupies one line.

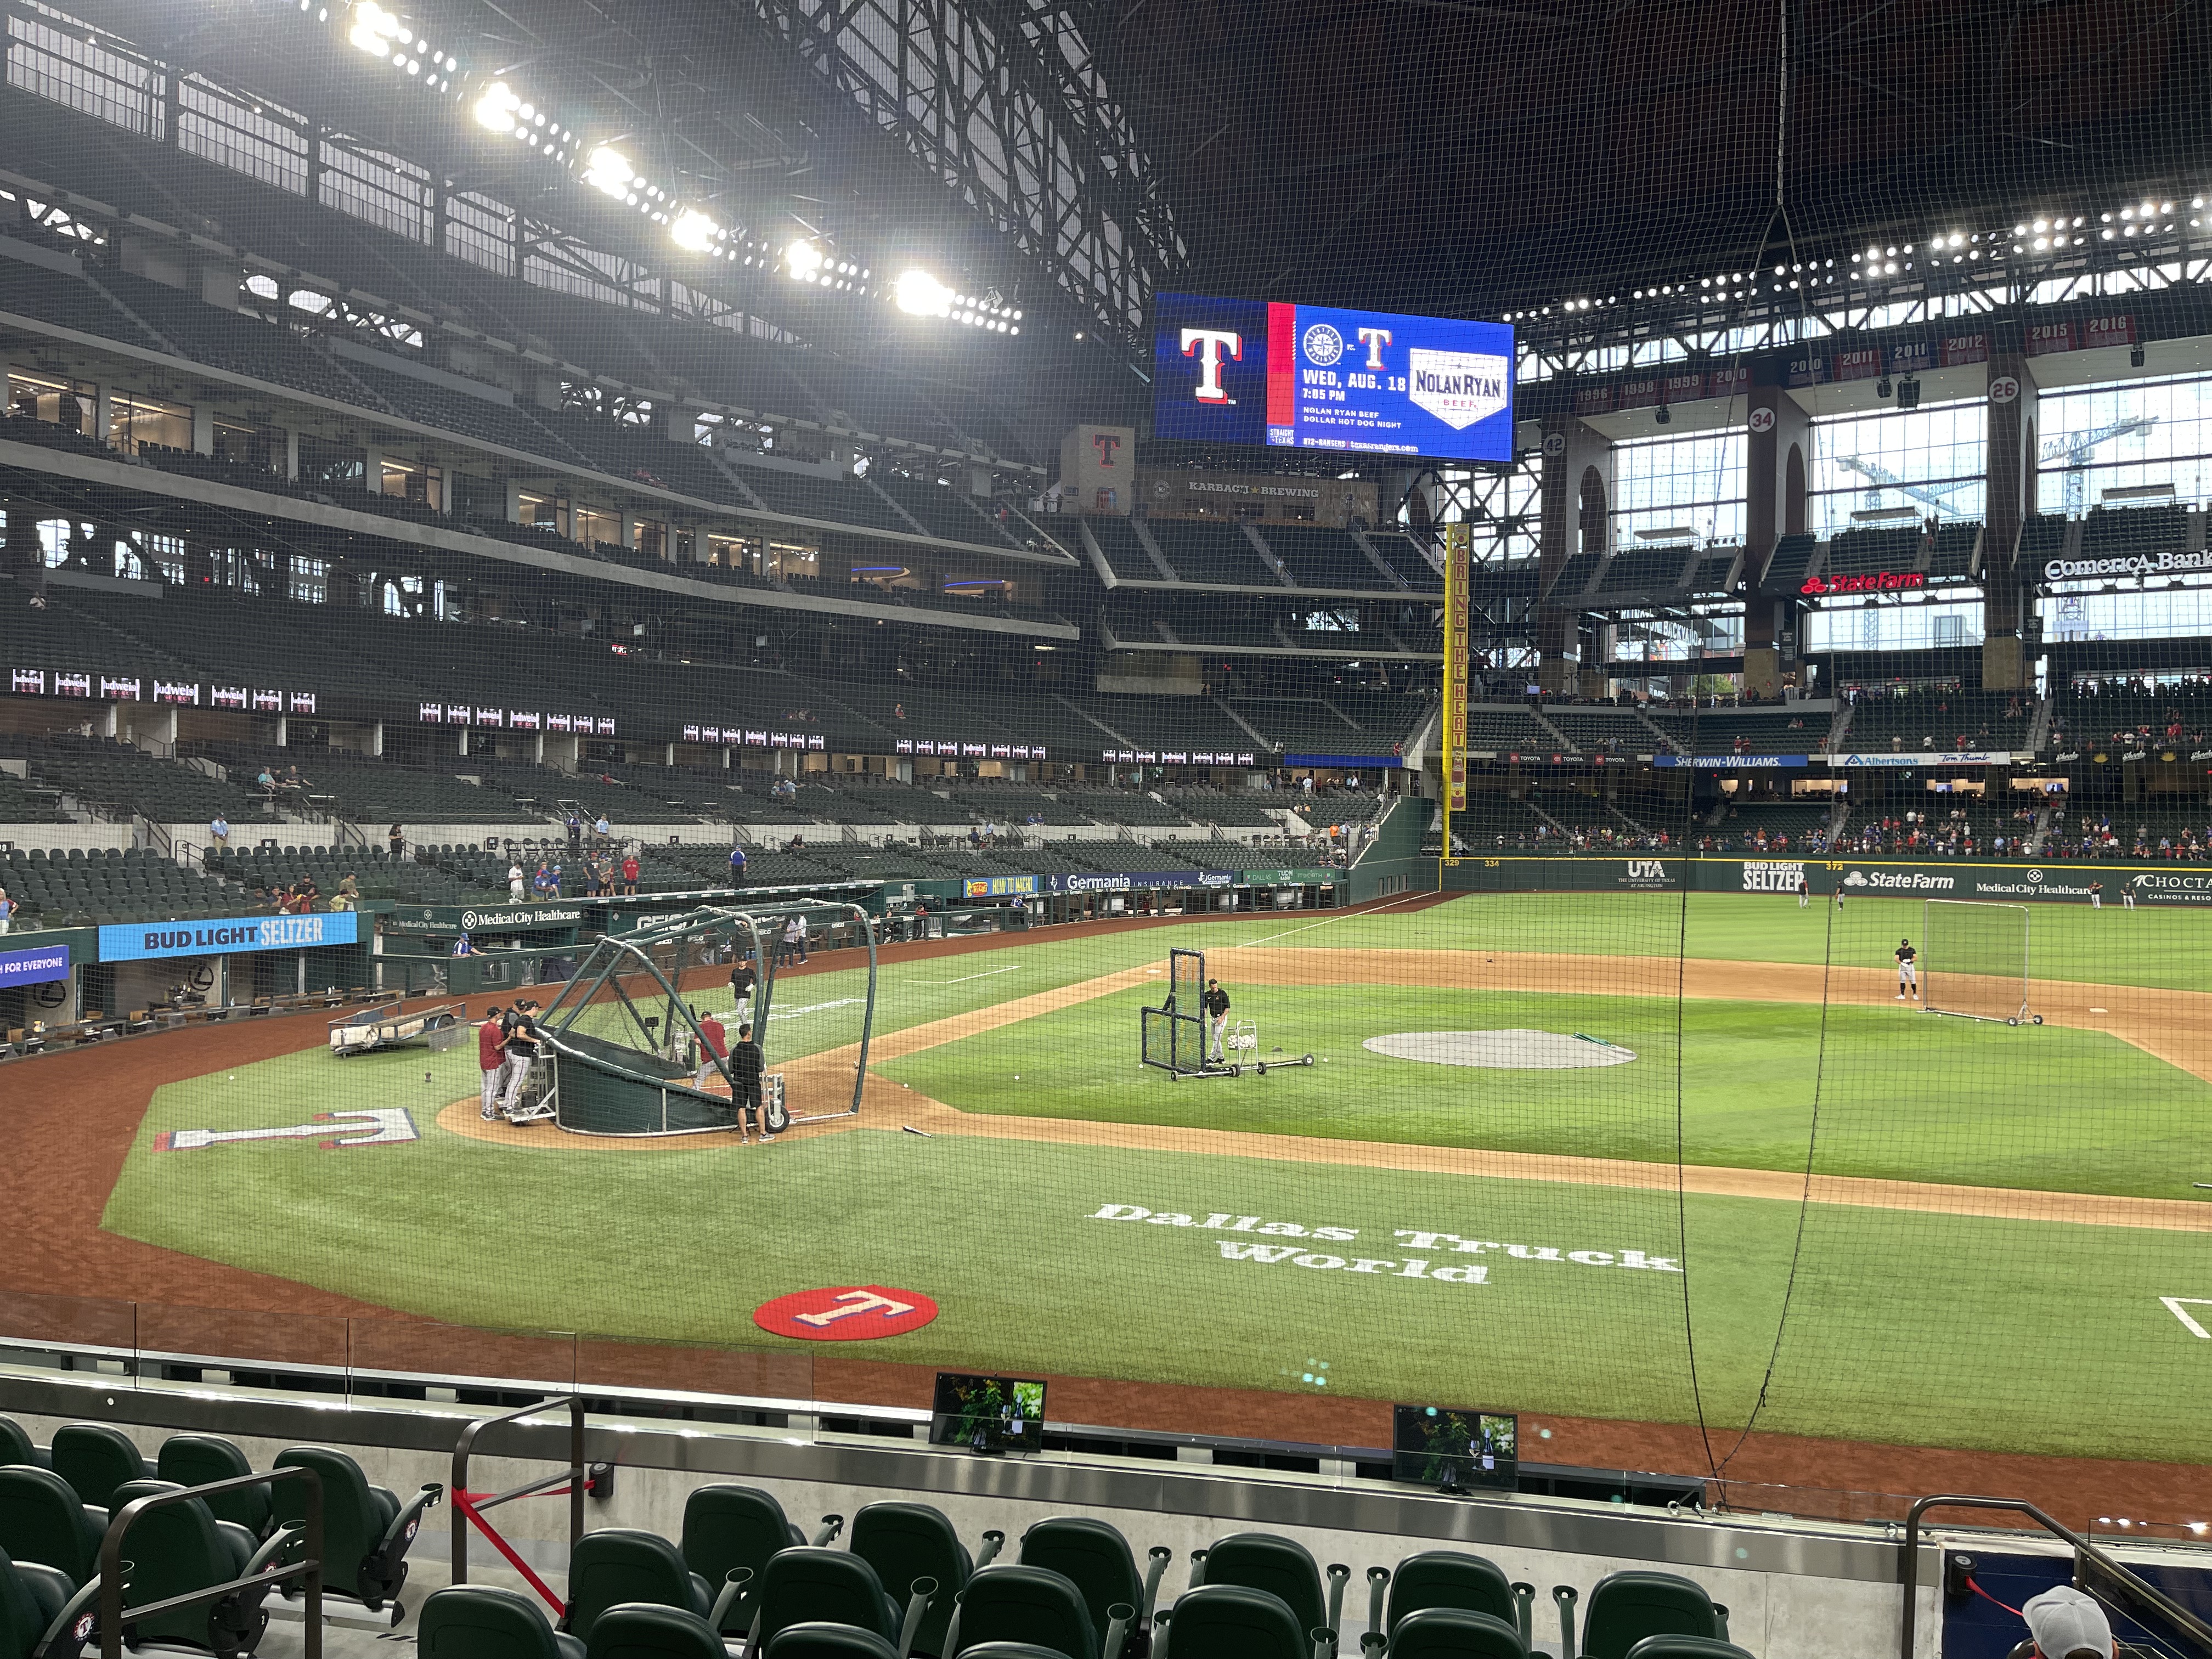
left=1982, top=352, right=2038, bottom=690
left=1743, top=377, right=1810, bottom=696
left=191, top=404, right=214, bottom=458
left=1537, top=416, right=1613, bottom=695
left=369, top=722, right=383, bottom=758
left=284, top=430, right=298, bottom=482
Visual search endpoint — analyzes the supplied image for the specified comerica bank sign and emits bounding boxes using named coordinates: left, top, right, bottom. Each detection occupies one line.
left=2045, top=549, right=2212, bottom=582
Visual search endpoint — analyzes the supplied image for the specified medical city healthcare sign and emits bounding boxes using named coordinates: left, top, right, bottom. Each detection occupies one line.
left=99, top=911, right=359, bottom=962
left=1154, top=292, right=1514, bottom=461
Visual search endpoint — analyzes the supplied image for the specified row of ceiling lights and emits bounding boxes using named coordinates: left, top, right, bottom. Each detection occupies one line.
left=1515, top=194, right=2211, bottom=324
left=315, top=1, right=1015, bottom=337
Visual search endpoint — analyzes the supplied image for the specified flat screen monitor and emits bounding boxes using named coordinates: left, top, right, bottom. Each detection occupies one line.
left=1392, top=1403, right=1517, bottom=1492
left=1153, top=291, right=1514, bottom=461
left=930, top=1372, right=1046, bottom=1456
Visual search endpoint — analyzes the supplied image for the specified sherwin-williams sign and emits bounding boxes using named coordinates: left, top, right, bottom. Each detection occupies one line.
left=99, top=912, right=360, bottom=962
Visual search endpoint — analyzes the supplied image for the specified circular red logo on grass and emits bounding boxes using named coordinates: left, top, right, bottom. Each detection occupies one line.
left=753, top=1285, right=939, bottom=1341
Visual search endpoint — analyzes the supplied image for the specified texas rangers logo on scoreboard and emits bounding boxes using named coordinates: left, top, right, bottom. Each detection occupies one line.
left=1154, top=290, right=1513, bottom=461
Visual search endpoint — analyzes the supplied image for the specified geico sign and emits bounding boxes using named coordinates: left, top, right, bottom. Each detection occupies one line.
left=1841, top=869, right=1956, bottom=890
left=2045, top=549, right=2212, bottom=582
left=1742, top=861, right=1805, bottom=891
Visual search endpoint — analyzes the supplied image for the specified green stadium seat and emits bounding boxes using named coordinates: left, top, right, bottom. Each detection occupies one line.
left=269, top=1446, right=436, bottom=1613
left=761, top=1624, right=900, bottom=1659
left=1570, top=1573, right=1728, bottom=1659
left=956, top=1647, right=1074, bottom=1659
left=848, top=1502, right=978, bottom=1657
left=744, top=1549, right=904, bottom=1654
left=562, top=1530, right=712, bottom=1643
left=1622, top=1639, right=1756, bottom=1659
left=0, top=1543, right=88, bottom=1659
left=108, top=1477, right=284, bottom=1655
left=1190, top=1535, right=1335, bottom=1643
left=1391, top=1609, right=1529, bottom=1658
left=158, top=1434, right=272, bottom=1539
left=0, top=1419, right=48, bottom=1471
left=0, top=1466, right=105, bottom=1587
left=1385, top=1553, right=1519, bottom=1635
left=1154, top=1585, right=1308, bottom=1659
left=419, top=1584, right=585, bottom=1659
left=678, top=1485, right=808, bottom=1633
left=1017, top=1516, right=1166, bottom=1640
left=49, top=1424, right=155, bottom=1513
left=581, top=1603, right=726, bottom=1659
left=943, top=1564, right=1096, bottom=1658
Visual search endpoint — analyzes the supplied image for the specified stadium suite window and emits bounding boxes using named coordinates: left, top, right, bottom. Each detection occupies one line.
left=516, top=490, right=568, bottom=535
left=8, top=369, right=93, bottom=435
left=2037, top=372, right=2212, bottom=515
left=380, top=459, right=443, bottom=511
left=633, top=518, right=667, bottom=558
left=1808, top=400, right=1985, bottom=535
left=109, top=393, right=190, bottom=456
left=705, top=532, right=755, bottom=571
left=213, top=420, right=281, bottom=473
left=575, top=505, right=619, bottom=547
left=1610, top=430, right=1745, bottom=545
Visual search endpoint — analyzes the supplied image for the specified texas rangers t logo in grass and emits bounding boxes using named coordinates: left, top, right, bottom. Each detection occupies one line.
left=754, top=1286, right=940, bottom=1341
left=155, top=1108, right=418, bottom=1151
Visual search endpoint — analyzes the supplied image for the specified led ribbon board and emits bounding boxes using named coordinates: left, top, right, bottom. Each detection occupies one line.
left=1154, top=293, right=1515, bottom=461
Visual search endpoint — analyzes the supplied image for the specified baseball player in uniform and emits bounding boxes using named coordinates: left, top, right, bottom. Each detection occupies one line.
left=1895, top=938, right=1918, bottom=1001
left=2089, top=880, right=2103, bottom=910
left=500, top=1001, right=543, bottom=1114
left=477, top=1004, right=507, bottom=1119
left=1203, top=977, right=1232, bottom=1063
left=729, top=957, right=758, bottom=1027
left=2123, top=881, right=2135, bottom=910
left=1797, top=874, right=1810, bottom=909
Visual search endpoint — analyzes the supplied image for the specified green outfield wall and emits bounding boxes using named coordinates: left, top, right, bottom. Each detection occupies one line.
left=1440, top=853, right=2212, bottom=905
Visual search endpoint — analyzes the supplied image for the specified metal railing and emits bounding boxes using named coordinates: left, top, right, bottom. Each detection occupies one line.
left=99, top=1466, right=325, bottom=1659
left=1900, top=1494, right=2212, bottom=1659
left=450, top=1394, right=602, bottom=1609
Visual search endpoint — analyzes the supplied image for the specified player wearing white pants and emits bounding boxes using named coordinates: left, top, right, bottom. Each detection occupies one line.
left=1895, top=938, right=1918, bottom=1000
left=2090, top=881, right=2103, bottom=910
left=500, top=1006, right=541, bottom=1113
left=1203, top=977, right=1232, bottom=1063
left=2123, top=885, right=2136, bottom=910
left=477, top=1005, right=507, bottom=1119
left=1797, top=876, right=1810, bottom=909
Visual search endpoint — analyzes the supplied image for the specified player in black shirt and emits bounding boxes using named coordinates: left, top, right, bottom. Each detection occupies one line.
left=1203, top=977, right=1232, bottom=1063
left=729, top=957, right=758, bottom=1026
left=730, top=1022, right=768, bottom=1143
left=1895, top=938, right=1918, bottom=1001
left=499, top=1002, right=542, bottom=1112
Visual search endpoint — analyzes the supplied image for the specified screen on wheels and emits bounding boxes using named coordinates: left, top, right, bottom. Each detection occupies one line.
left=1153, top=292, right=1515, bottom=461
left=930, top=1372, right=1047, bottom=1455
left=1392, top=1403, right=1519, bottom=1490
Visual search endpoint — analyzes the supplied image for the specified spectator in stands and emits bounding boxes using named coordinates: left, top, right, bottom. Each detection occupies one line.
left=2018, top=1585, right=2113, bottom=1659
left=0, top=886, right=12, bottom=935
left=334, top=872, right=358, bottom=911
left=547, top=859, right=563, bottom=898
left=210, top=814, right=230, bottom=850
left=269, top=883, right=293, bottom=913
left=728, top=843, right=747, bottom=888
left=532, top=862, right=554, bottom=900
left=292, top=881, right=317, bottom=915
left=893, top=702, right=906, bottom=720
left=507, top=860, right=526, bottom=902
left=786, top=833, right=806, bottom=853
left=388, top=823, right=406, bottom=859
left=565, top=810, right=582, bottom=854
left=620, top=851, right=640, bottom=895
left=593, top=812, right=611, bottom=846
left=452, top=930, right=475, bottom=957
left=256, top=764, right=276, bottom=797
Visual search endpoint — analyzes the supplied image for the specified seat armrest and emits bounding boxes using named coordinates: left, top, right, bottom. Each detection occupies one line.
left=33, top=1573, right=105, bottom=1659
left=16, top=1561, right=71, bottom=1623
left=373, top=1483, right=442, bottom=1558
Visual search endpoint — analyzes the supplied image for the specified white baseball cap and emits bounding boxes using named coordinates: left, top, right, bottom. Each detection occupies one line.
left=2023, top=1585, right=2112, bottom=1658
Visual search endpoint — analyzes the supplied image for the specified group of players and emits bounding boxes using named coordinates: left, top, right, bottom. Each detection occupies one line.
left=470, top=952, right=775, bottom=1140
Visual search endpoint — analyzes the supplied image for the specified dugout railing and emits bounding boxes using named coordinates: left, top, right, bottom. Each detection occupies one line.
left=1900, top=1496, right=2212, bottom=1659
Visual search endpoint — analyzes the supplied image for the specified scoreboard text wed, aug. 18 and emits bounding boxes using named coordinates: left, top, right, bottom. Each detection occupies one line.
left=1153, top=292, right=1515, bottom=462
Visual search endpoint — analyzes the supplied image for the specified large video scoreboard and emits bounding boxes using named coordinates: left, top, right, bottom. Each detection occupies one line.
left=1153, top=292, right=1514, bottom=462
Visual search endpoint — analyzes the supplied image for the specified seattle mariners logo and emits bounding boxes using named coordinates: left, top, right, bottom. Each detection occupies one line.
left=1302, top=323, right=1345, bottom=366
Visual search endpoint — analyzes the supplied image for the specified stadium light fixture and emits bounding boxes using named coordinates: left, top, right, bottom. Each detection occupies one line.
left=894, top=268, right=953, bottom=317
left=473, top=80, right=520, bottom=133
left=584, top=147, right=635, bottom=199
left=670, top=208, right=719, bottom=253
left=348, top=0, right=399, bottom=57
left=785, top=239, right=825, bottom=280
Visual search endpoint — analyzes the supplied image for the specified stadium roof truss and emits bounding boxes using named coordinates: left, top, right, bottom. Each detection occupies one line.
left=749, top=0, right=1184, bottom=349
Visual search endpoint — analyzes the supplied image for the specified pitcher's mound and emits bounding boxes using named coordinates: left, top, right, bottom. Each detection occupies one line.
left=1363, top=1030, right=1636, bottom=1069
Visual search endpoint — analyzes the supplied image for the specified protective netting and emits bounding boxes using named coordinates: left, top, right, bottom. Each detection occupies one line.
left=0, top=0, right=2209, bottom=1523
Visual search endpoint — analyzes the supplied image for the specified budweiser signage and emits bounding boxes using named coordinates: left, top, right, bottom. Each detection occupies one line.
left=1801, top=570, right=1927, bottom=596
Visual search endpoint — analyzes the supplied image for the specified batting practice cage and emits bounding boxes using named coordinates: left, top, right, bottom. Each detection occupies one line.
left=18, top=0, right=2212, bottom=1536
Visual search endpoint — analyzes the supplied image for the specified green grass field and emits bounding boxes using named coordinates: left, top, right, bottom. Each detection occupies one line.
left=95, top=893, right=2212, bottom=1463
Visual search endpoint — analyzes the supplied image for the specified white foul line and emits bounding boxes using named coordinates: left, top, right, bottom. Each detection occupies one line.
left=927, top=964, right=1024, bottom=985
left=2161, top=1296, right=2212, bottom=1339
left=1233, top=890, right=1431, bottom=951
